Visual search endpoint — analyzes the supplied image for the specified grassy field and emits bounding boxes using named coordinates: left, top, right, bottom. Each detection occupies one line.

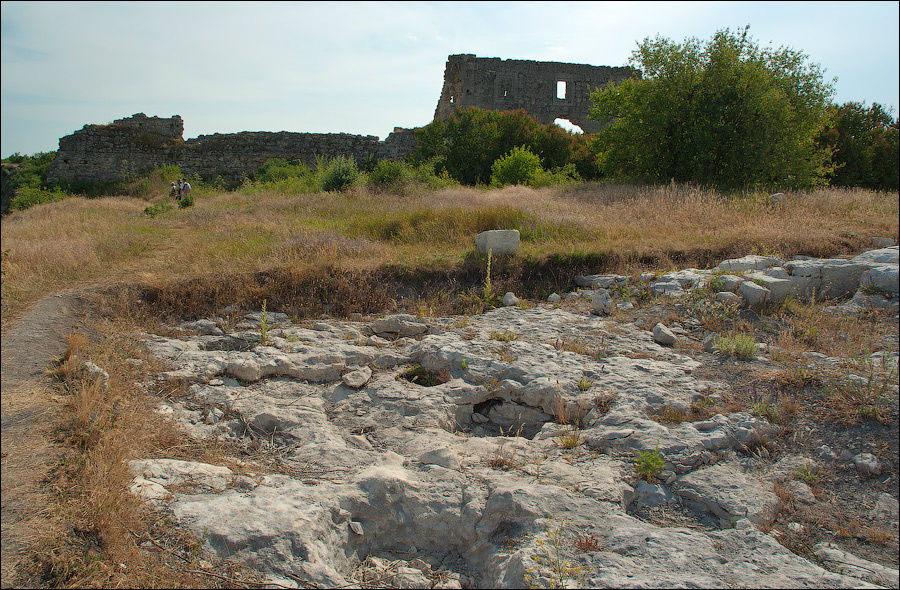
left=3, top=182, right=897, bottom=330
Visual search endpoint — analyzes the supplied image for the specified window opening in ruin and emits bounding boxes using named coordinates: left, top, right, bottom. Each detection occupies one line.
left=450, top=94, right=455, bottom=104
left=557, top=80, right=567, bottom=99
left=554, top=118, right=584, bottom=134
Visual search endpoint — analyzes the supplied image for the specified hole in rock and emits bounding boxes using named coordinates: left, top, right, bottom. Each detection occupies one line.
left=470, top=398, right=552, bottom=439
left=399, top=365, right=449, bottom=387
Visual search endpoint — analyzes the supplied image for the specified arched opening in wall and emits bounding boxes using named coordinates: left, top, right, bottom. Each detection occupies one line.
left=553, top=118, right=584, bottom=134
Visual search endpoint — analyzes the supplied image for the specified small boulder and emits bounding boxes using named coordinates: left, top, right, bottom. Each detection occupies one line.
left=870, top=492, right=899, bottom=523
left=786, top=480, right=817, bottom=505
left=738, top=281, right=771, bottom=308
left=370, top=314, right=427, bottom=338
left=853, top=452, right=882, bottom=477
left=475, top=230, right=520, bottom=255
left=717, top=255, right=784, bottom=273
left=871, top=237, right=895, bottom=248
left=591, top=289, right=612, bottom=315
left=502, top=292, right=519, bottom=307
left=715, top=291, right=742, bottom=305
left=712, top=275, right=743, bottom=292
left=860, top=265, right=899, bottom=297
left=652, top=323, right=677, bottom=345
left=418, top=448, right=460, bottom=470
left=342, top=366, right=372, bottom=389
left=547, top=293, right=561, bottom=303
left=852, top=246, right=898, bottom=265
left=702, top=333, right=719, bottom=353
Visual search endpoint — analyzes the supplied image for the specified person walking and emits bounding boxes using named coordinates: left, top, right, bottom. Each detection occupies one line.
left=181, top=179, right=192, bottom=201
left=169, top=182, right=177, bottom=200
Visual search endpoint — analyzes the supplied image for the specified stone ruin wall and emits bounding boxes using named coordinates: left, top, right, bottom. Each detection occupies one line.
left=178, top=131, right=385, bottom=183
left=45, top=55, right=635, bottom=186
left=46, top=115, right=418, bottom=186
left=47, top=114, right=184, bottom=185
left=433, top=54, right=638, bottom=133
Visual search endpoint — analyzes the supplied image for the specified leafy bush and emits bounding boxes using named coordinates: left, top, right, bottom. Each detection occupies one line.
left=589, top=25, right=835, bottom=190
left=491, top=146, right=542, bottom=186
left=143, top=200, right=174, bottom=218
left=9, top=185, right=72, bottom=211
left=2, top=151, right=56, bottom=188
left=368, top=159, right=405, bottom=189
left=255, top=158, right=312, bottom=182
left=321, top=156, right=360, bottom=192
left=178, top=193, right=194, bottom=208
left=413, top=156, right=457, bottom=190
left=529, top=163, right=581, bottom=188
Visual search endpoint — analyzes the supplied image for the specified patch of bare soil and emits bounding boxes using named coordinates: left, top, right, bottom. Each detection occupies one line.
left=1, top=293, right=85, bottom=588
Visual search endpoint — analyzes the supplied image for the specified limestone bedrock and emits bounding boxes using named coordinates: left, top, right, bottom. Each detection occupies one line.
left=133, top=296, right=897, bottom=589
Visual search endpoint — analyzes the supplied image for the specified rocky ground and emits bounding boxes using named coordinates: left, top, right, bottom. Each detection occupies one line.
left=123, top=246, right=899, bottom=588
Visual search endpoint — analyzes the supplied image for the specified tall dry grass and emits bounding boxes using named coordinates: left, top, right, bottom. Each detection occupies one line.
left=2, top=183, right=897, bottom=329
left=31, top=317, right=266, bottom=588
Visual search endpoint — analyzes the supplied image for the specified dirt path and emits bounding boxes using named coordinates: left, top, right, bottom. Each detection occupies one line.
left=1, top=293, right=85, bottom=588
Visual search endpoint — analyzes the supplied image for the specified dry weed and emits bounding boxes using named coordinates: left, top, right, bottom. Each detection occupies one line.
left=4, top=184, right=896, bottom=330
left=28, top=316, right=263, bottom=588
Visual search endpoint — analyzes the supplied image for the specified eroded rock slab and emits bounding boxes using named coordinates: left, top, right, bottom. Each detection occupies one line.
left=132, top=289, right=893, bottom=588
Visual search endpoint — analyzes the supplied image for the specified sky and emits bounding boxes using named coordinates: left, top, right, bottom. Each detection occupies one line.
left=2, top=1, right=899, bottom=157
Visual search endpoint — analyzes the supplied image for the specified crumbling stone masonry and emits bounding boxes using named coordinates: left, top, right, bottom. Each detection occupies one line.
left=433, top=54, right=638, bottom=133
left=44, top=55, right=636, bottom=186
left=46, top=114, right=417, bottom=186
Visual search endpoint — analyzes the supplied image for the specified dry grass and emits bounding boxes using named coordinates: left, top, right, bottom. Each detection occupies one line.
left=552, top=335, right=609, bottom=360
left=774, top=296, right=894, bottom=359
left=3, top=184, right=896, bottom=331
left=593, top=391, right=618, bottom=415
left=27, top=317, right=266, bottom=588
left=486, top=441, right=521, bottom=471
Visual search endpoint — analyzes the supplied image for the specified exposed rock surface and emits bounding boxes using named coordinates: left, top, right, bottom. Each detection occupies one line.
left=641, top=246, right=899, bottom=311
left=132, top=293, right=897, bottom=589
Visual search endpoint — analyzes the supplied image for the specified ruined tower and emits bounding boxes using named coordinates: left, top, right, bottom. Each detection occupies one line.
left=433, top=54, right=638, bottom=133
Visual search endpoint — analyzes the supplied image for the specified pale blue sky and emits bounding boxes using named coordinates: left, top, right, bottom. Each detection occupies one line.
left=2, top=1, right=898, bottom=157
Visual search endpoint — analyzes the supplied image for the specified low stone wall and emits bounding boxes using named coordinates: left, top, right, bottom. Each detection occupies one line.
left=46, top=114, right=420, bottom=186
left=179, top=131, right=385, bottom=182
left=47, top=118, right=181, bottom=185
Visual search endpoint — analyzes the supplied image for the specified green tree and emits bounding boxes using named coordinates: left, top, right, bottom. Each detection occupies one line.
left=818, top=102, right=898, bottom=191
left=589, top=26, right=836, bottom=190
left=415, top=108, right=578, bottom=185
